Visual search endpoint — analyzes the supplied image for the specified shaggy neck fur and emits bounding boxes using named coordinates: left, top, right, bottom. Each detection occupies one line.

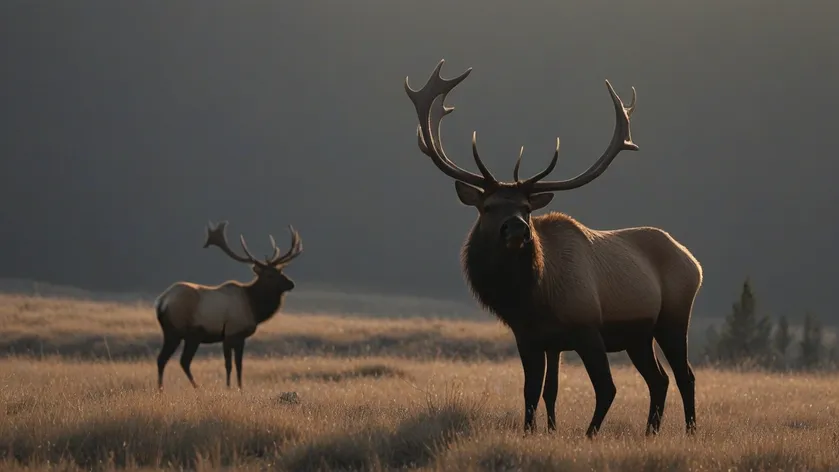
left=461, top=216, right=549, bottom=329
left=243, top=278, right=287, bottom=324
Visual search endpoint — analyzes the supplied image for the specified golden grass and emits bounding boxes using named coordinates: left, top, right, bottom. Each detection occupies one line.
left=0, top=294, right=514, bottom=362
left=1, top=294, right=839, bottom=471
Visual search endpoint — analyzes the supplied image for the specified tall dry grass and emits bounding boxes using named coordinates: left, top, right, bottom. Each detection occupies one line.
left=0, top=293, right=514, bottom=362
left=1, top=294, right=838, bottom=471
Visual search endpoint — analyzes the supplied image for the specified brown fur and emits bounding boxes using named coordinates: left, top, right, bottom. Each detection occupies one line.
left=460, top=187, right=703, bottom=438
left=156, top=273, right=291, bottom=338
left=405, top=60, right=701, bottom=438
left=463, top=209, right=703, bottom=344
left=154, top=222, right=302, bottom=391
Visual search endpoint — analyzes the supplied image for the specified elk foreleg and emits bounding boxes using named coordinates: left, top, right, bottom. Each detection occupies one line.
left=516, top=340, right=546, bottom=434
left=543, top=349, right=561, bottom=432
left=575, top=328, right=617, bottom=439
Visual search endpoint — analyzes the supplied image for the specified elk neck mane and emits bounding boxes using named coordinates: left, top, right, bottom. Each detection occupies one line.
left=460, top=211, right=591, bottom=327
left=232, top=277, right=287, bottom=324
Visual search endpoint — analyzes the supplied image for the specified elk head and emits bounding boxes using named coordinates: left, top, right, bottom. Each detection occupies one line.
left=404, top=60, right=638, bottom=250
left=202, top=220, right=303, bottom=291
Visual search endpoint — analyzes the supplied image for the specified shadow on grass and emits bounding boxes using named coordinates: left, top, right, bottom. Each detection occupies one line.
left=281, top=391, right=480, bottom=471
left=285, top=363, right=411, bottom=383
left=472, top=445, right=692, bottom=472
left=1, top=415, right=298, bottom=469
left=1, top=391, right=480, bottom=471
left=456, top=439, right=815, bottom=472
left=4, top=398, right=37, bottom=417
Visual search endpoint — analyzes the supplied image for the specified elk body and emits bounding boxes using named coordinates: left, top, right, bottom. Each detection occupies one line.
left=154, top=221, right=303, bottom=390
left=404, top=61, right=703, bottom=438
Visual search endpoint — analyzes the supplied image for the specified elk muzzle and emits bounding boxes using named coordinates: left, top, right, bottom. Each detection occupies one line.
left=500, top=216, right=531, bottom=249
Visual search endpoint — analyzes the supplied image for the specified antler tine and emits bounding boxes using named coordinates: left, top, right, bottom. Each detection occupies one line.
left=271, top=225, right=304, bottom=266
left=203, top=220, right=253, bottom=264
left=471, top=132, right=498, bottom=182
left=268, top=234, right=281, bottom=261
left=513, top=145, right=525, bottom=182
left=519, top=138, right=560, bottom=188
left=528, top=80, right=639, bottom=193
left=238, top=234, right=270, bottom=269
left=405, top=60, right=496, bottom=188
left=626, top=86, right=637, bottom=117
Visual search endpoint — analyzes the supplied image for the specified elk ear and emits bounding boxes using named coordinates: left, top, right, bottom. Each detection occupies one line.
left=454, top=181, right=483, bottom=207
left=528, top=193, right=554, bottom=211
left=251, top=265, right=263, bottom=276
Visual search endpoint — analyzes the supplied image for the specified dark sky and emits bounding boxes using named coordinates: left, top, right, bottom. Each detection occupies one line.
left=1, top=0, right=837, bottom=322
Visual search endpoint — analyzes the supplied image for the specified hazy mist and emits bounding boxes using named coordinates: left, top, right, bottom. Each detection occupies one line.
left=1, top=0, right=837, bottom=322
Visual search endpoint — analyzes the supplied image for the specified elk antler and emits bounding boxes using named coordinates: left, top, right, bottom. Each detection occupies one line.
left=405, top=60, right=497, bottom=189
left=521, top=80, right=638, bottom=192
left=203, top=221, right=254, bottom=264
left=204, top=220, right=285, bottom=270
left=267, top=226, right=303, bottom=267
left=238, top=227, right=302, bottom=268
left=405, top=61, right=639, bottom=193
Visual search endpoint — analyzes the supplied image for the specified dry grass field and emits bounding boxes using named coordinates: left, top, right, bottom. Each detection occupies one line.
left=2, top=293, right=839, bottom=471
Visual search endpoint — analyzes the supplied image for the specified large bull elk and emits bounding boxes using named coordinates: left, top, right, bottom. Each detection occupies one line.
left=404, top=60, right=703, bottom=438
left=154, top=221, right=303, bottom=390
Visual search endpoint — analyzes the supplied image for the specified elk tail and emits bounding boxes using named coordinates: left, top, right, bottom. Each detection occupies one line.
left=154, top=296, right=164, bottom=318
left=154, top=295, right=171, bottom=329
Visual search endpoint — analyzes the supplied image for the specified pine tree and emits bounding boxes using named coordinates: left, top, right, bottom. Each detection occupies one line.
left=754, top=313, right=773, bottom=360
left=717, top=278, right=773, bottom=367
left=828, top=342, right=839, bottom=369
left=702, top=324, right=720, bottom=363
left=799, top=312, right=823, bottom=369
left=773, top=315, right=791, bottom=369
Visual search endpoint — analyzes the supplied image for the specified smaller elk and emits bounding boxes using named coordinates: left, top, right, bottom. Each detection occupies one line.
left=154, top=220, right=303, bottom=390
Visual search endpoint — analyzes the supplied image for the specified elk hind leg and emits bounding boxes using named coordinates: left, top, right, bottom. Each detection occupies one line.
left=157, top=334, right=181, bottom=390
left=179, top=338, right=201, bottom=388
left=232, top=337, right=246, bottom=389
left=223, top=340, right=233, bottom=388
left=654, top=320, right=696, bottom=434
left=626, top=339, right=669, bottom=435
left=575, top=329, right=617, bottom=439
